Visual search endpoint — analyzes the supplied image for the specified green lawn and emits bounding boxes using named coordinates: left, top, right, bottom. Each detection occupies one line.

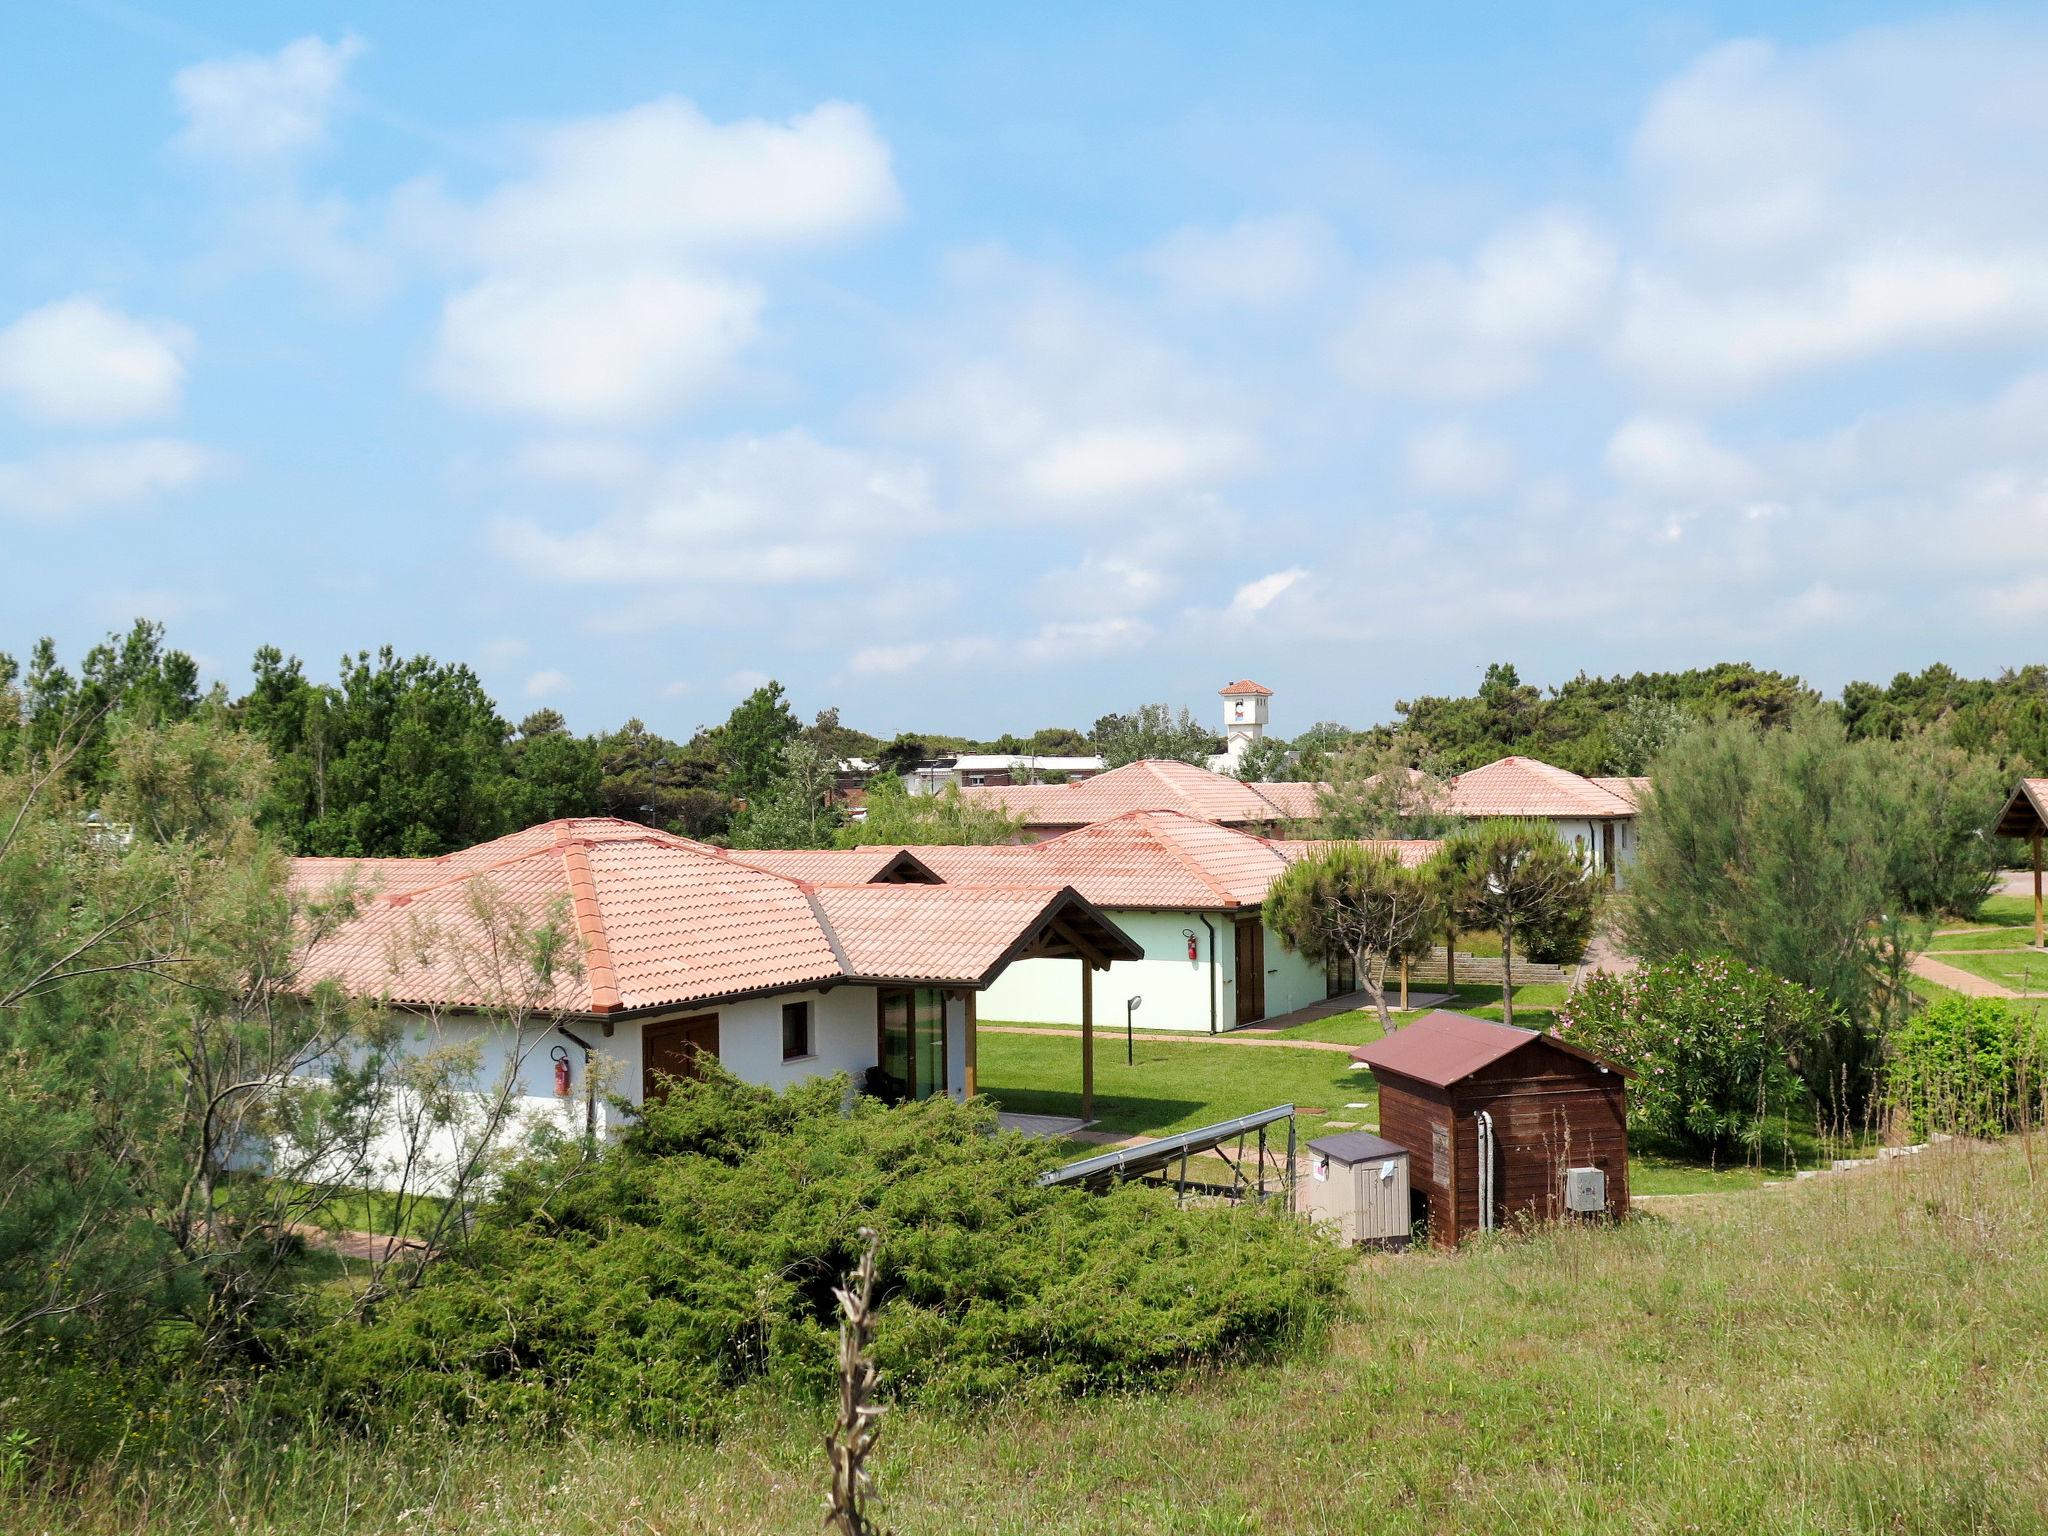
left=978, top=1029, right=1374, bottom=1140
left=979, top=1027, right=1818, bottom=1195
left=1923, top=928, right=2046, bottom=952
left=1934, top=950, right=2048, bottom=992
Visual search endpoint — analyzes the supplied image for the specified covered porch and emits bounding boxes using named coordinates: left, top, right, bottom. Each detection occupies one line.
left=1992, top=778, right=2048, bottom=947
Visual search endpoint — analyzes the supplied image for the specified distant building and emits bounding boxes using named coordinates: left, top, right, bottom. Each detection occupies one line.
left=1212, top=678, right=1274, bottom=774
left=959, top=757, right=1321, bottom=839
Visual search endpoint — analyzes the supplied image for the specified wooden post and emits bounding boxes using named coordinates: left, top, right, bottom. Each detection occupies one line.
left=963, top=989, right=978, bottom=1099
left=1399, top=957, right=1410, bottom=1010
left=2035, top=832, right=2043, bottom=949
left=1080, top=961, right=1095, bottom=1123
left=1445, top=923, right=1456, bottom=994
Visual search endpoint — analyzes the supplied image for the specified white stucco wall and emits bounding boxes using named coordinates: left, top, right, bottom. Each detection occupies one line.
left=318, top=984, right=951, bottom=1192
left=975, top=908, right=1330, bottom=1031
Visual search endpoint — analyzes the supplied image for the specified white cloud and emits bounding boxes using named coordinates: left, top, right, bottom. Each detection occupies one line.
left=1337, top=210, right=1616, bottom=400
left=1016, top=617, right=1152, bottom=664
left=523, top=668, right=570, bottom=698
left=1616, top=23, right=2048, bottom=394
left=1614, top=251, right=2048, bottom=395
left=1604, top=417, right=1756, bottom=501
left=173, top=34, right=364, bottom=167
left=1021, top=424, right=1251, bottom=504
left=407, top=95, right=897, bottom=422
left=0, top=299, right=192, bottom=426
left=1143, top=214, right=1336, bottom=308
left=847, top=643, right=931, bottom=676
left=432, top=271, right=762, bottom=422
left=1402, top=421, right=1517, bottom=499
left=0, top=439, right=220, bottom=520
left=396, top=97, right=898, bottom=269
left=1227, top=568, right=1307, bottom=619
left=886, top=259, right=1260, bottom=516
left=494, top=429, right=931, bottom=588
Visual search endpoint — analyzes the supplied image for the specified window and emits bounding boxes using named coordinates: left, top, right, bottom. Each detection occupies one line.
left=966, top=773, right=986, bottom=786
left=781, top=1000, right=813, bottom=1060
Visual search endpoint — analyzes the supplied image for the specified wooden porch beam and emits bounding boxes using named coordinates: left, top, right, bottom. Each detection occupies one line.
left=1080, top=959, right=1094, bottom=1123
left=963, top=989, right=979, bottom=1099
left=2035, top=831, right=2043, bottom=949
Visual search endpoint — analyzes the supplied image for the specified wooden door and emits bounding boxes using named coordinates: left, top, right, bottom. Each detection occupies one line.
left=1234, top=919, right=1265, bottom=1025
left=1601, top=821, right=1617, bottom=884
left=642, top=1015, right=720, bottom=1101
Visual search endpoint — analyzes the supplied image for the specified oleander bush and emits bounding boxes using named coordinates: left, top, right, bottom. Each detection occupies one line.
left=1554, top=955, right=1835, bottom=1153
left=309, top=1068, right=1347, bottom=1437
left=1886, top=994, right=2048, bottom=1140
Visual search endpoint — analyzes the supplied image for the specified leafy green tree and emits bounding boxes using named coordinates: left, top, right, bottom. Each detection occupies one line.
left=1439, top=820, right=1601, bottom=1025
left=1262, top=845, right=1446, bottom=1031
left=508, top=709, right=602, bottom=825
left=1028, top=725, right=1091, bottom=755
left=1555, top=956, right=1833, bottom=1156
left=1313, top=735, right=1462, bottom=839
left=300, top=648, right=521, bottom=856
left=872, top=733, right=931, bottom=777
left=1091, top=703, right=1218, bottom=767
left=1621, top=709, right=2000, bottom=1108
left=729, top=739, right=843, bottom=850
left=593, top=718, right=730, bottom=837
left=802, top=706, right=875, bottom=764
left=1606, top=694, right=1688, bottom=775
left=838, top=774, right=1025, bottom=846
left=715, top=681, right=802, bottom=801
left=1234, top=734, right=1294, bottom=782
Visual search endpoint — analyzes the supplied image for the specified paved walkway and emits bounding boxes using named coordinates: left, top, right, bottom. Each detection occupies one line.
left=1909, top=954, right=2018, bottom=998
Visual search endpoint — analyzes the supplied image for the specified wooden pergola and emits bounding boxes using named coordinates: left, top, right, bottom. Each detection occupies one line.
left=1993, top=778, right=2048, bottom=948
left=959, top=890, right=1141, bottom=1120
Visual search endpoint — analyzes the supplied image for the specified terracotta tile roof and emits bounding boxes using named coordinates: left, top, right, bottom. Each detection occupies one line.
left=1587, top=776, right=1652, bottom=811
left=1219, top=679, right=1275, bottom=696
left=1349, top=1009, right=1630, bottom=1087
left=959, top=758, right=1323, bottom=829
left=1268, top=837, right=1442, bottom=870
left=291, top=818, right=1137, bottom=1015
left=723, top=811, right=1439, bottom=913
left=812, top=884, right=1136, bottom=982
left=711, top=845, right=931, bottom=886
left=1441, top=757, right=1638, bottom=819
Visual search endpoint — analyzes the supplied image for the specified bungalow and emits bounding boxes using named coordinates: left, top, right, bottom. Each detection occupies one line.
left=1437, top=756, right=1646, bottom=883
left=733, top=810, right=1438, bottom=1032
left=290, top=818, right=1140, bottom=1184
left=958, top=757, right=1323, bottom=839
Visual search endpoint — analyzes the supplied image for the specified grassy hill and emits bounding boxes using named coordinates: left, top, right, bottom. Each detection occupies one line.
left=21, top=1140, right=2046, bottom=1535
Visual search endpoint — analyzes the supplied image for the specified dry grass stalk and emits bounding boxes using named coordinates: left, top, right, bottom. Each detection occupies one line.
left=824, top=1226, right=891, bottom=1536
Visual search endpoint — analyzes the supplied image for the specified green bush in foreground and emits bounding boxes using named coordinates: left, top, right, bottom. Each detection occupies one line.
left=309, top=1071, right=1346, bottom=1437
left=1887, top=994, right=2048, bottom=1139
left=1555, top=955, right=1832, bottom=1154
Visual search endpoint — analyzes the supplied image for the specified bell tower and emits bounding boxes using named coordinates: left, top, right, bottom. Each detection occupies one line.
left=1219, top=679, right=1273, bottom=771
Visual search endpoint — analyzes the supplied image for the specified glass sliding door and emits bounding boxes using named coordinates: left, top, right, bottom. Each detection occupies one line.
left=879, top=987, right=948, bottom=1100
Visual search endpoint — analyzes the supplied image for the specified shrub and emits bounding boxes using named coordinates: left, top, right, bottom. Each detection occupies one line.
left=1554, top=956, right=1834, bottom=1154
left=308, top=1070, right=1346, bottom=1437
left=1886, top=995, right=2048, bottom=1140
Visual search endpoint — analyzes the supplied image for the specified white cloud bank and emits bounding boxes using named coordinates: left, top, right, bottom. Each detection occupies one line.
left=172, top=34, right=365, bottom=166
left=0, top=439, right=220, bottom=520
left=0, top=299, right=192, bottom=426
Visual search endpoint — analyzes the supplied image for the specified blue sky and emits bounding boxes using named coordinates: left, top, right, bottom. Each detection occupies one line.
left=7, top=2, right=2048, bottom=741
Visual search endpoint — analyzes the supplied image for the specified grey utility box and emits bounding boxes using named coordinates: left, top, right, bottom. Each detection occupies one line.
left=1304, top=1131, right=1412, bottom=1248
left=1564, top=1166, right=1608, bottom=1214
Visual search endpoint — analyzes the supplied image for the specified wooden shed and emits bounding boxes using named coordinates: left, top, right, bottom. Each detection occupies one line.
left=1351, top=1010, right=1630, bottom=1247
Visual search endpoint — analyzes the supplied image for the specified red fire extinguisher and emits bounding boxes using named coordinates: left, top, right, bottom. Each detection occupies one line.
left=552, top=1047, right=572, bottom=1098
left=1185, top=929, right=1199, bottom=962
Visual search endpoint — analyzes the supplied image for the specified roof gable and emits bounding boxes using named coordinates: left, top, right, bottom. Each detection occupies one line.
left=1442, top=757, right=1639, bottom=819
left=1350, top=1009, right=1630, bottom=1088
left=958, top=758, right=1323, bottom=828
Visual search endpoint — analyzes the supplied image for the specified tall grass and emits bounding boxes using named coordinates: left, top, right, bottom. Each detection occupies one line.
left=11, top=1139, right=2045, bottom=1535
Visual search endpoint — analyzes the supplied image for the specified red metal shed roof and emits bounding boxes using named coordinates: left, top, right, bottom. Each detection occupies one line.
left=1349, top=1009, right=1629, bottom=1087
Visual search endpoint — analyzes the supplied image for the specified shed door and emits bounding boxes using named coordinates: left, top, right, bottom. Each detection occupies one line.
left=643, top=1015, right=720, bottom=1101
left=1234, top=919, right=1265, bottom=1025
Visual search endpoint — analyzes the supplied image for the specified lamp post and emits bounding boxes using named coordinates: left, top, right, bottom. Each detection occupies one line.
left=1126, top=996, right=1143, bottom=1065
